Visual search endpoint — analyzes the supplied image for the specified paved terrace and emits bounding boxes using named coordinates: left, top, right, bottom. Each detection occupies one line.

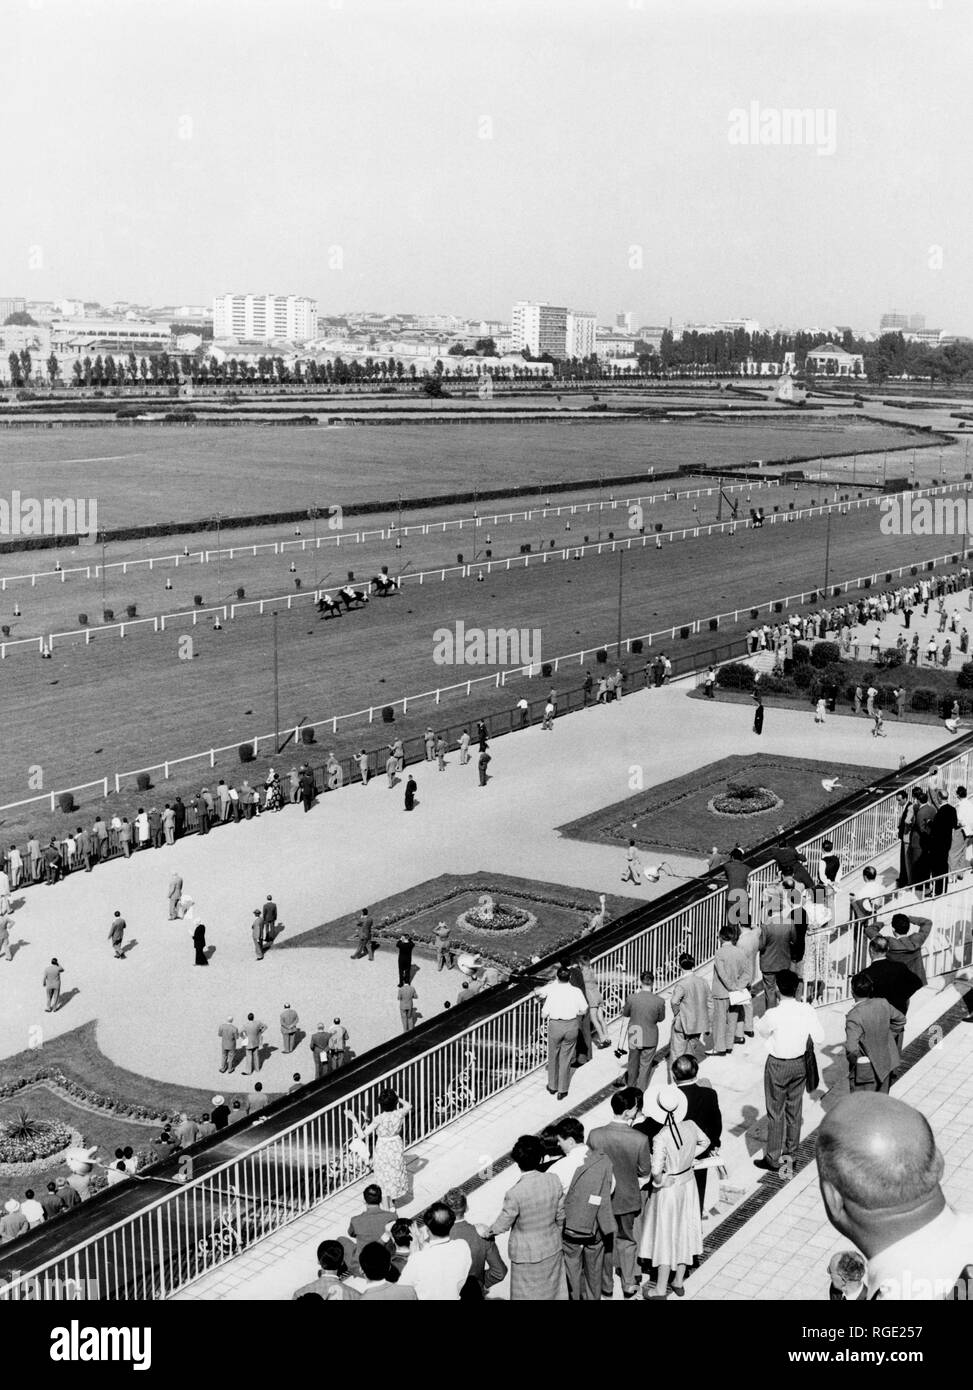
left=0, top=675, right=947, bottom=1090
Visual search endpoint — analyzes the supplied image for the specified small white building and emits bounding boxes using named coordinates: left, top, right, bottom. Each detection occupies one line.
left=805, top=343, right=865, bottom=377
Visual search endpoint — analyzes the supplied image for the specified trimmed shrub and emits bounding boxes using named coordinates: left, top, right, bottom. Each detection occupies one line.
left=294, top=578, right=302, bottom=589
left=708, top=618, right=718, bottom=631
left=381, top=705, right=395, bottom=723
left=807, top=592, right=818, bottom=604
left=300, top=726, right=315, bottom=744
left=680, top=625, right=690, bottom=639
left=236, top=587, right=245, bottom=599
left=0, top=626, right=8, bottom=637
left=910, top=566, right=918, bottom=576
left=863, top=577, right=871, bottom=589
left=103, top=608, right=114, bottom=622
left=654, top=523, right=663, bottom=533
left=911, top=688, right=939, bottom=712
left=78, top=613, right=88, bottom=625
left=811, top=641, right=841, bottom=667
left=957, top=662, right=973, bottom=690
left=194, top=594, right=203, bottom=606
left=126, top=604, right=137, bottom=618
left=136, top=772, right=151, bottom=791
left=238, top=743, right=255, bottom=763
left=758, top=675, right=789, bottom=694
left=456, top=554, right=463, bottom=564
left=750, top=608, right=759, bottom=619
left=774, top=601, right=783, bottom=613
left=541, top=662, right=553, bottom=677
left=58, top=792, right=76, bottom=813
left=631, top=639, right=643, bottom=654
left=595, top=648, right=608, bottom=663
left=792, top=664, right=815, bottom=691
left=716, top=662, right=756, bottom=691
left=878, top=647, right=904, bottom=668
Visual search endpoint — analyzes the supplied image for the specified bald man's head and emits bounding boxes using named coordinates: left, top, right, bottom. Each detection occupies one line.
left=816, top=1095, right=944, bottom=1250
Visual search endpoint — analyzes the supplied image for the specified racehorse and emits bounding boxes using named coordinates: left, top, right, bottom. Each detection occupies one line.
left=337, top=585, right=369, bottom=610
left=317, top=594, right=342, bottom=618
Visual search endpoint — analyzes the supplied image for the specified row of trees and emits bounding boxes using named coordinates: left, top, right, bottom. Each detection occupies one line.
left=9, top=332, right=973, bottom=392
left=651, top=327, right=973, bottom=384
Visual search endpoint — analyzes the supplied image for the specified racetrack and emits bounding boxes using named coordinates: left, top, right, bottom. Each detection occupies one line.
left=0, top=502, right=961, bottom=826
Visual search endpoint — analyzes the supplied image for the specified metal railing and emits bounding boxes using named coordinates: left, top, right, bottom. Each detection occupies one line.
left=802, top=876, right=973, bottom=1007
left=3, top=737, right=973, bottom=1300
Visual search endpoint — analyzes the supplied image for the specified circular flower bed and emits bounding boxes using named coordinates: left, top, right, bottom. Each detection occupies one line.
left=709, top=786, right=782, bottom=817
left=0, top=1116, right=82, bottom=1176
left=456, top=900, right=538, bottom=935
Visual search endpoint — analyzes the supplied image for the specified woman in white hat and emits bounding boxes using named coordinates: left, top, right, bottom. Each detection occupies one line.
left=639, top=1083, right=707, bottom=1299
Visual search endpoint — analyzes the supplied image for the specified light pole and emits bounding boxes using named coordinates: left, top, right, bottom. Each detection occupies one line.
left=272, top=609, right=280, bottom=754
left=100, top=531, right=107, bottom=614
left=214, top=512, right=223, bottom=600
left=823, top=508, right=833, bottom=598
left=882, top=450, right=888, bottom=487
left=852, top=453, right=857, bottom=489
left=616, top=549, right=624, bottom=658
left=308, top=505, right=319, bottom=589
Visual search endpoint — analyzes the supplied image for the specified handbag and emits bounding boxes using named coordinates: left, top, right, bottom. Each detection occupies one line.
left=804, top=1037, right=819, bottom=1094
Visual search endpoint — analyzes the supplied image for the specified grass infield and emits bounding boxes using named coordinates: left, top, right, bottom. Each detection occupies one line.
left=557, top=754, right=885, bottom=856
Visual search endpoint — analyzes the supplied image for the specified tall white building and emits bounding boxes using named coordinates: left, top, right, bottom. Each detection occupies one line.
left=565, top=310, right=596, bottom=359
left=213, top=294, right=318, bottom=343
left=510, top=301, right=596, bottom=359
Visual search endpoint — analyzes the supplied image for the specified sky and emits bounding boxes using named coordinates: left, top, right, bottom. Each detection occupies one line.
left=2, top=0, right=970, bottom=332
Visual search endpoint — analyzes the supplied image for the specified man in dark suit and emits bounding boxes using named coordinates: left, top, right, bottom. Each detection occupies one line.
left=758, top=914, right=796, bottom=1009
left=711, top=846, right=752, bottom=926
left=769, top=838, right=816, bottom=892
left=444, top=1188, right=507, bottom=1296
left=671, top=1055, right=723, bottom=1215
left=865, top=913, right=932, bottom=987
left=588, top=1087, right=650, bottom=1299
left=261, top=895, right=278, bottom=949
left=347, top=1185, right=396, bottom=1274
left=309, top=1022, right=332, bottom=1079
left=845, top=973, right=904, bottom=1093
left=550, top=1117, right=614, bottom=1301
left=862, top=936, right=922, bottom=1016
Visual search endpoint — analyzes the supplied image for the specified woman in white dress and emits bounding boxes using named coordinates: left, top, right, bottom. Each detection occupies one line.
left=360, top=1089, right=412, bottom=1204
left=640, top=1085, right=707, bottom=1299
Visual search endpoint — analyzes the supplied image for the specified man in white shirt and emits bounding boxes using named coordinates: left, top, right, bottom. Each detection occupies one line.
left=817, top=1092, right=973, bottom=1300
left=20, top=1189, right=45, bottom=1228
left=399, top=1203, right=471, bottom=1300
left=753, top=969, right=824, bottom=1172
left=534, top=968, right=589, bottom=1100
left=956, top=786, right=973, bottom=843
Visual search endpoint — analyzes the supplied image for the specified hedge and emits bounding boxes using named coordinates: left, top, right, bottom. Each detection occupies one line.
left=716, top=662, right=756, bottom=691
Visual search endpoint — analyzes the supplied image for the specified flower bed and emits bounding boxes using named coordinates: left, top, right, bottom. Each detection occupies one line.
left=0, top=1115, right=76, bottom=1165
left=0, top=1068, right=176, bottom=1125
left=456, top=900, right=538, bottom=934
left=709, top=786, right=783, bottom=817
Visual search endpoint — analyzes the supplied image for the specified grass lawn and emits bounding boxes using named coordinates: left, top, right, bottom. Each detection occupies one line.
left=557, top=754, right=885, bottom=857
left=0, top=416, right=917, bottom=530
left=277, top=871, right=632, bottom=970
left=0, top=1082, right=155, bottom=1210
left=0, top=1022, right=219, bottom=1116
